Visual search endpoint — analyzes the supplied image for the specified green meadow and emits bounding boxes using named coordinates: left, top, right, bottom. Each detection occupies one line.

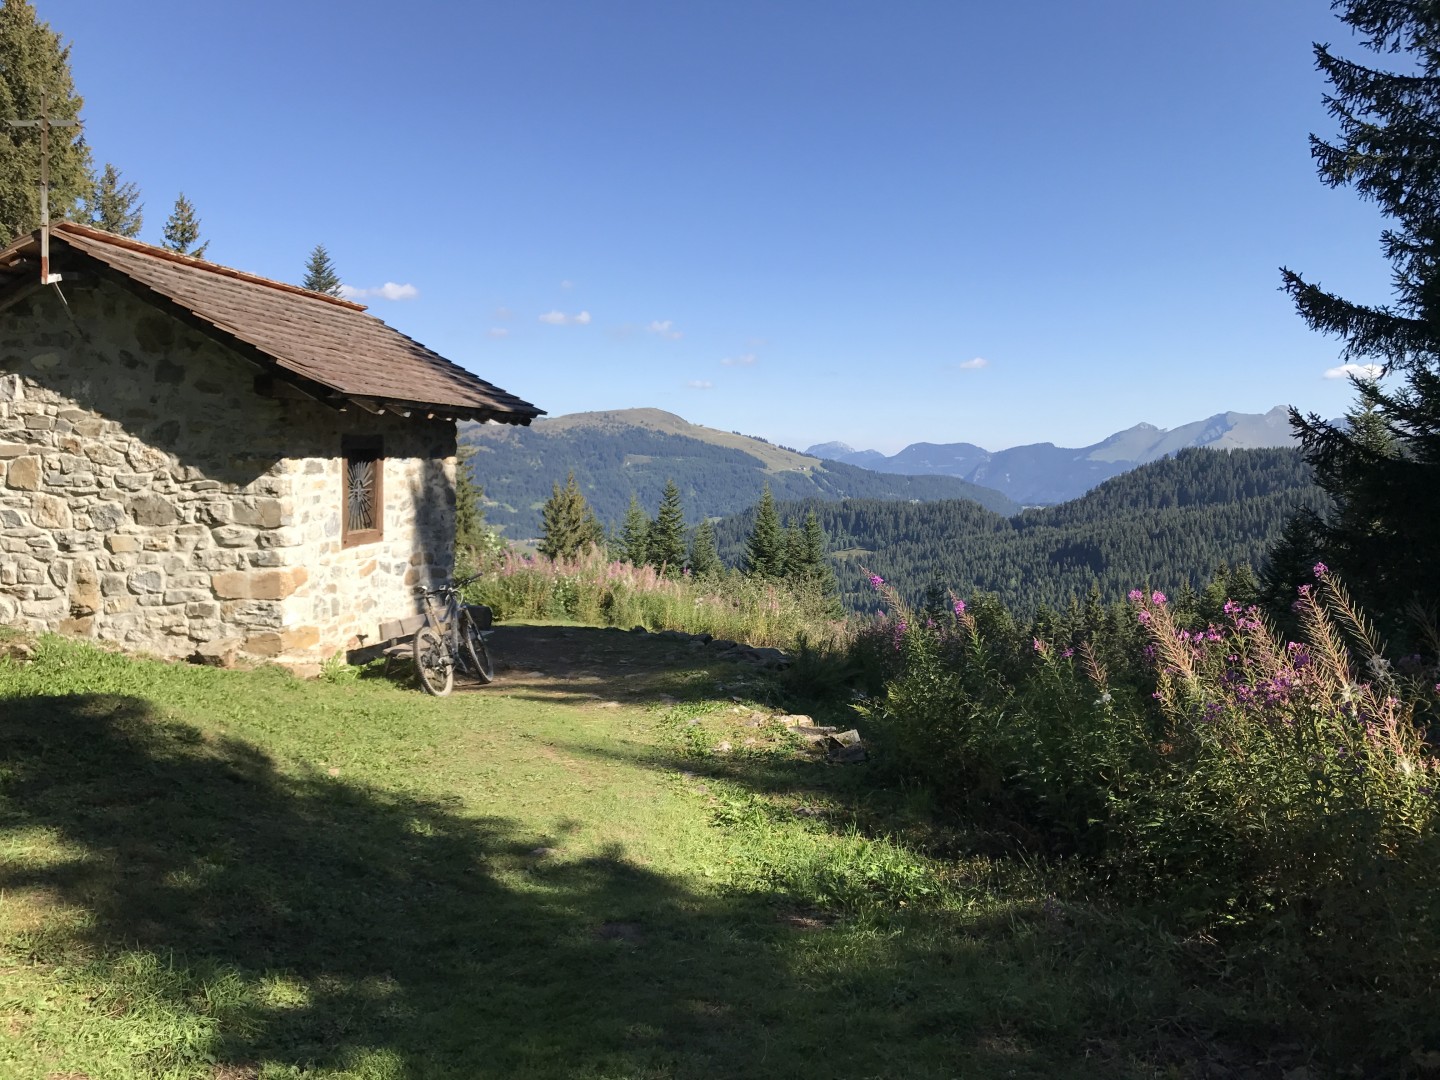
left=0, top=625, right=1230, bottom=1080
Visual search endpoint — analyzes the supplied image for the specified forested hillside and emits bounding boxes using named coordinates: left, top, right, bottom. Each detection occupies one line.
left=461, top=412, right=1017, bottom=539
left=713, top=447, right=1327, bottom=613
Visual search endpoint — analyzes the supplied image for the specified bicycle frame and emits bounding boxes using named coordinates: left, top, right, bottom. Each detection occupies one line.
left=412, top=575, right=492, bottom=695
left=419, top=584, right=465, bottom=661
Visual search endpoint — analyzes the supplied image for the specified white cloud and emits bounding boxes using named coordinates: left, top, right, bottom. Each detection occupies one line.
left=686, top=379, right=714, bottom=390
left=720, top=353, right=756, bottom=367
left=539, top=310, right=591, bottom=326
left=560, top=279, right=574, bottom=290
left=648, top=319, right=683, bottom=340
left=339, top=281, right=419, bottom=302
left=487, top=328, right=510, bottom=339
left=1324, top=362, right=1383, bottom=380
left=958, top=356, right=989, bottom=370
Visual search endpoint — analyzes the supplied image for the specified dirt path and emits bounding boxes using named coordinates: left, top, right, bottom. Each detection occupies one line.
left=457, top=622, right=764, bottom=705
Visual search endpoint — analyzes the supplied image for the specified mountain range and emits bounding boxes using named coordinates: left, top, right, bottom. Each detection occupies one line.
left=460, top=408, right=1018, bottom=540
left=461, top=405, right=1310, bottom=541
left=805, top=406, right=1298, bottom=505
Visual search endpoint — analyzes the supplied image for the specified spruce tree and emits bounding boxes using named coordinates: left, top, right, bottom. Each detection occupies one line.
left=797, top=509, right=838, bottom=596
left=647, top=479, right=687, bottom=574
left=83, top=162, right=141, bottom=236
left=161, top=192, right=209, bottom=257
left=620, top=493, right=651, bottom=567
left=688, top=520, right=720, bottom=579
left=741, top=485, right=786, bottom=578
left=303, top=243, right=343, bottom=296
left=537, top=471, right=603, bottom=559
left=454, top=446, right=487, bottom=558
left=1280, top=0, right=1440, bottom=625
left=783, top=520, right=805, bottom=580
left=0, top=0, right=90, bottom=242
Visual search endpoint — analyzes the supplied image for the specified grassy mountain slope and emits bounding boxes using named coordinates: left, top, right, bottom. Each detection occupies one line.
left=713, top=447, right=1327, bottom=613
left=537, top=408, right=818, bottom=472
left=462, top=409, right=1017, bottom=539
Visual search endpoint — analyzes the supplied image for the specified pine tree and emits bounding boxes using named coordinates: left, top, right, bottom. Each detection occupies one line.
left=83, top=162, right=141, bottom=236
left=0, top=0, right=91, bottom=242
left=454, top=446, right=488, bottom=560
left=1280, top=0, right=1440, bottom=626
left=688, top=520, right=720, bottom=579
left=647, top=479, right=687, bottom=575
left=620, top=493, right=651, bottom=567
left=780, top=509, right=840, bottom=614
left=783, top=520, right=804, bottom=579
left=537, top=471, right=603, bottom=560
left=796, top=509, right=837, bottom=595
left=303, top=243, right=343, bottom=296
left=161, top=192, right=209, bottom=257
left=742, top=485, right=786, bottom=578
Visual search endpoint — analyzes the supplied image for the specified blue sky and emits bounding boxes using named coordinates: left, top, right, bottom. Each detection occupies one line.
left=55, top=0, right=1392, bottom=453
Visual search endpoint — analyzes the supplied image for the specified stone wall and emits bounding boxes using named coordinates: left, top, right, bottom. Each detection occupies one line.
left=0, top=277, right=455, bottom=668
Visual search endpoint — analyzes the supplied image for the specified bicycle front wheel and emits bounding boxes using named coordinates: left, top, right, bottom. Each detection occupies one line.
left=413, top=626, right=454, bottom=696
left=459, top=612, right=495, bottom=684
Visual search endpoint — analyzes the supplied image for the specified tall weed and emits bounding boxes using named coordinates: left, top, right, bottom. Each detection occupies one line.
left=853, top=568, right=1440, bottom=1066
left=463, top=548, right=848, bottom=650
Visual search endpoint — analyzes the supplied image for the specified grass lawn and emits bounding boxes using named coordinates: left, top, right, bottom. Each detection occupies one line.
left=1, top=624, right=1219, bottom=1079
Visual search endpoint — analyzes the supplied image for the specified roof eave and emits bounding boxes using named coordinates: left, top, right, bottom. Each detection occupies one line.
left=344, top=394, right=543, bottom=425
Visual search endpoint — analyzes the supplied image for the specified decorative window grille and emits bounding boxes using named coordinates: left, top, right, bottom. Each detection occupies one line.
left=341, top=435, right=383, bottom=547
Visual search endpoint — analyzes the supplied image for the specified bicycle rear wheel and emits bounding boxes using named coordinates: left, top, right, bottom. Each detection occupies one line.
left=413, top=626, right=454, bottom=696
left=459, top=611, right=495, bottom=684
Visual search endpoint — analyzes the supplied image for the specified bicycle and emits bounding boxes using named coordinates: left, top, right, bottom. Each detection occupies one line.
left=412, top=576, right=495, bottom=697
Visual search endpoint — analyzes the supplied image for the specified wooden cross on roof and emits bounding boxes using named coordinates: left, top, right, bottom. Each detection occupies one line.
left=5, top=92, right=80, bottom=285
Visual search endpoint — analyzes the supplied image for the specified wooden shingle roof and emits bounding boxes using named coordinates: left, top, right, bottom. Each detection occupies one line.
left=0, top=223, right=543, bottom=425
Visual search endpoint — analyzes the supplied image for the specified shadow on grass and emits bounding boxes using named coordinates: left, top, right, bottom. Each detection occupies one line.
left=0, top=692, right=1071, bottom=1079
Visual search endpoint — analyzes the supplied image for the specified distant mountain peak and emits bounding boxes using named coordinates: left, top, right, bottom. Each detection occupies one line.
left=805, top=440, right=856, bottom=458
left=803, top=406, right=1297, bottom=505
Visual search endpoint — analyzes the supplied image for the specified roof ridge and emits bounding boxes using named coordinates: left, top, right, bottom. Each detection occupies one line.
left=51, top=222, right=370, bottom=313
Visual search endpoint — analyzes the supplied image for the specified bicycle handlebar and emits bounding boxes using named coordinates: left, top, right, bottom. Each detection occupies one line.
left=416, top=573, right=482, bottom=597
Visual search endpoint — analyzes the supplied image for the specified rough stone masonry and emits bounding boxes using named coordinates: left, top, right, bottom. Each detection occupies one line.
left=0, top=279, right=457, bottom=670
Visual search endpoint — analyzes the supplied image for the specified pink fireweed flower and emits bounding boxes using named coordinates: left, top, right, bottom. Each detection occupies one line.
left=1151, top=590, right=1167, bottom=606
left=1313, top=561, right=1328, bottom=577
left=952, top=598, right=966, bottom=615
left=868, top=574, right=885, bottom=590
left=1128, top=589, right=1144, bottom=603
left=1137, top=610, right=1152, bottom=624
left=1223, top=600, right=1241, bottom=616
left=1033, top=637, right=1043, bottom=652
